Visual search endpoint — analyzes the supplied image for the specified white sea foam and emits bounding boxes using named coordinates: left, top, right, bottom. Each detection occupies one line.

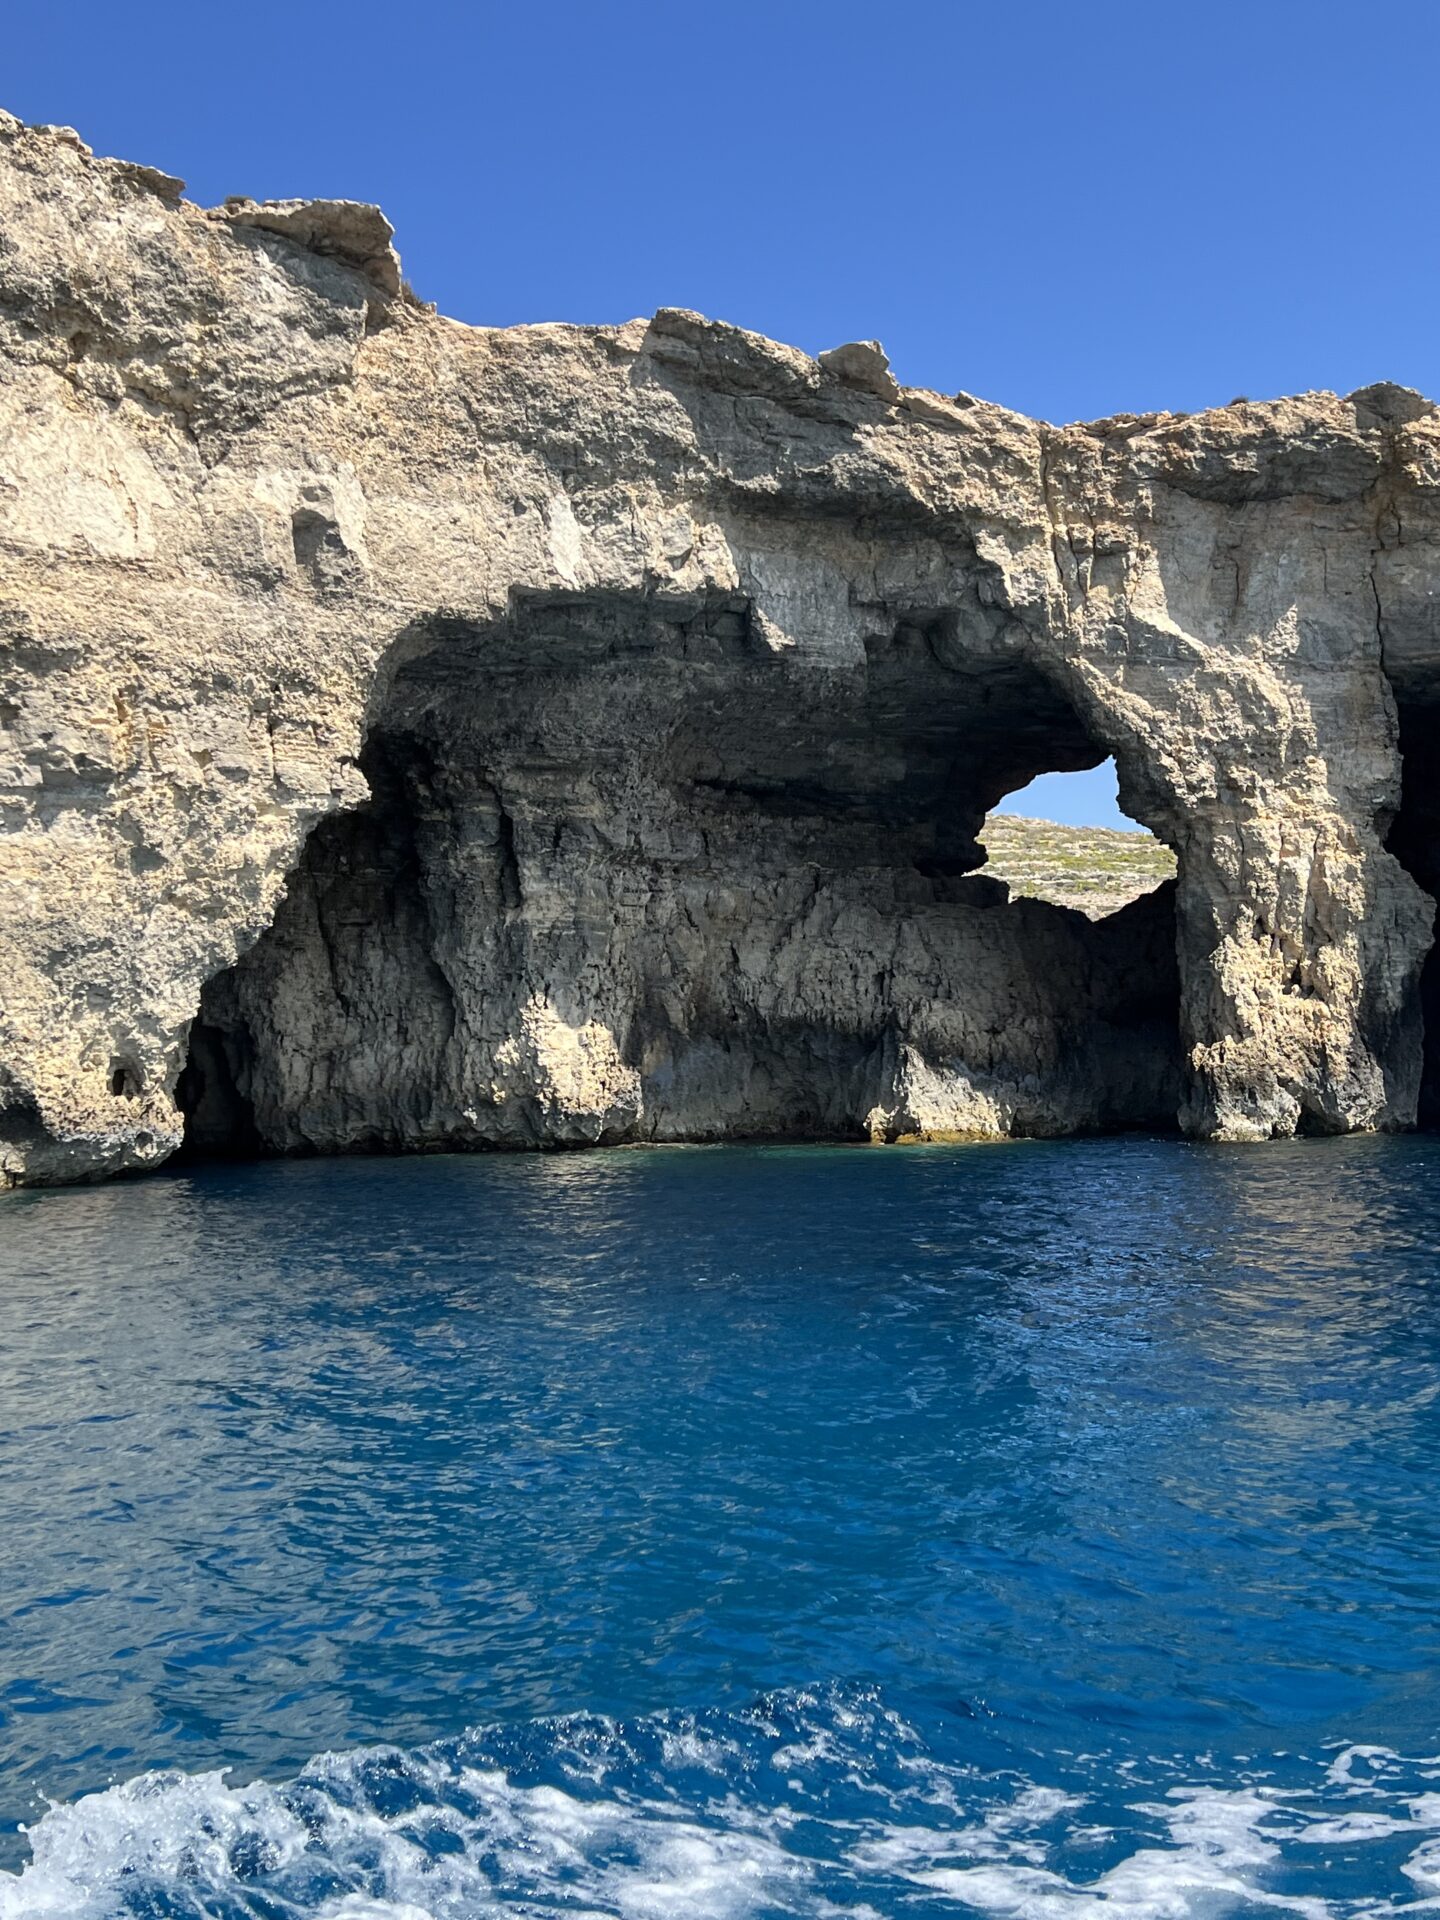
left=0, top=1760, right=807, bottom=1920
left=885, top=1788, right=1328, bottom=1918
left=4, top=1695, right=1440, bottom=1918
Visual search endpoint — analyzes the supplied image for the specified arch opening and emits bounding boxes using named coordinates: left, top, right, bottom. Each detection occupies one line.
left=177, top=595, right=1183, bottom=1158
left=978, top=759, right=1178, bottom=920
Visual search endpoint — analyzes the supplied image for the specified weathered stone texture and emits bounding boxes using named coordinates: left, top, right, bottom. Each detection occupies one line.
left=1, top=111, right=1437, bottom=1183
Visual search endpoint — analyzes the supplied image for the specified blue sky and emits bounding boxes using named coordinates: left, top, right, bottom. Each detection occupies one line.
left=994, top=766, right=1131, bottom=831
left=9, top=1, right=1433, bottom=830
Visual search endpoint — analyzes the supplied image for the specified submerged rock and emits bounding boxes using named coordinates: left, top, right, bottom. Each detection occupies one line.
left=0, top=112, right=1436, bottom=1183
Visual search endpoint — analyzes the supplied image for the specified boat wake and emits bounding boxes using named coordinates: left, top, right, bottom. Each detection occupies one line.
left=2, top=1687, right=1438, bottom=1918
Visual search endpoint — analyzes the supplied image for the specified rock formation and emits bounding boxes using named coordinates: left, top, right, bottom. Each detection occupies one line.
left=2, top=111, right=1438, bottom=1185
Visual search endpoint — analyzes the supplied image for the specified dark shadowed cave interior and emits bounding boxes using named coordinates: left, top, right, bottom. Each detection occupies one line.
left=1387, top=694, right=1440, bottom=1128
left=177, top=594, right=1186, bottom=1159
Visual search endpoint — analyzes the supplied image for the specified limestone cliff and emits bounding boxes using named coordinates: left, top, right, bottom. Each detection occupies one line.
left=1, top=110, right=1437, bottom=1185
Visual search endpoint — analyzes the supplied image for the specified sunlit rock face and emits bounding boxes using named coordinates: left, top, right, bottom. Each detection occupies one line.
left=0, top=111, right=1436, bottom=1183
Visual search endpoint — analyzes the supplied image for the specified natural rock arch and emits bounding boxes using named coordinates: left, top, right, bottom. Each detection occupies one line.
left=176, top=593, right=1183, bottom=1157
left=0, top=112, right=1435, bottom=1183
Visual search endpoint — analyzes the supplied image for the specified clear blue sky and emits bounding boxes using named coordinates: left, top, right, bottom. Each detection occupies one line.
left=993, top=766, right=1130, bottom=832
left=9, top=1, right=1433, bottom=829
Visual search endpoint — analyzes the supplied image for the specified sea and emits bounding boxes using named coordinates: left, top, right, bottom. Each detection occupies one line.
left=1, top=1136, right=1438, bottom=1916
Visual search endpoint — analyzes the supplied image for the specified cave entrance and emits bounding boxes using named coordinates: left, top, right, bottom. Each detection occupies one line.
left=1386, top=695, right=1440, bottom=1127
left=977, top=758, right=1178, bottom=919
left=177, top=594, right=1184, bottom=1159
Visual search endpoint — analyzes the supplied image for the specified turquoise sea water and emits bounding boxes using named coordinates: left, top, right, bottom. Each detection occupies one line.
left=1, top=1137, right=1439, bottom=1915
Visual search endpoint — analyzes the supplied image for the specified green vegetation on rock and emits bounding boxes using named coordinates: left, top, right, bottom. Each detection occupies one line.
left=979, top=813, right=1176, bottom=919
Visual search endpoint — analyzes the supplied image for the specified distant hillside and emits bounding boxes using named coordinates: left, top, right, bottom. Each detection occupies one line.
left=979, top=813, right=1177, bottom=919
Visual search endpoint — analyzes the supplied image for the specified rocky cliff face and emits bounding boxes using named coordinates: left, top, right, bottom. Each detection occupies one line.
left=1, top=111, right=1437, bottom=1185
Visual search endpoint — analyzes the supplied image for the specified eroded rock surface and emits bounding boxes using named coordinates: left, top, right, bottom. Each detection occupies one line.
left=0, top=110, right=1436, bottom=1183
